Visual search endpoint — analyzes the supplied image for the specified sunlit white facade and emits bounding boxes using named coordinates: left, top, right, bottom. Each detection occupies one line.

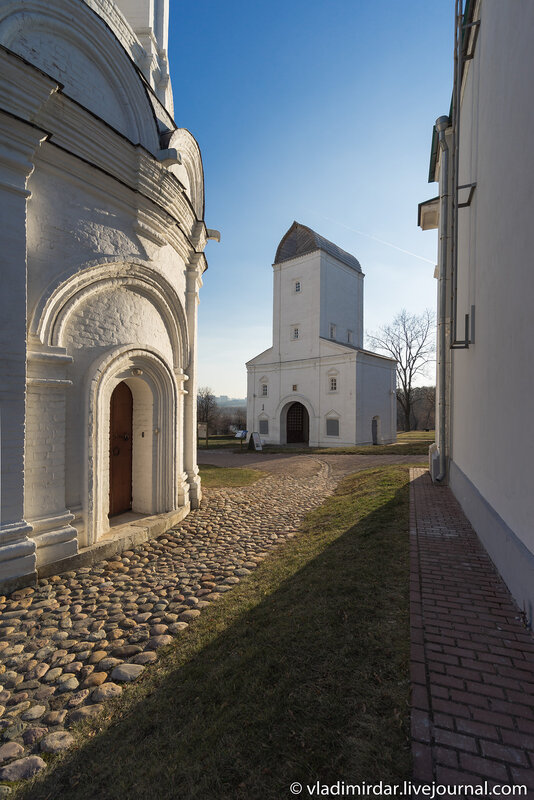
left=247, top=223, right=396, bottom=448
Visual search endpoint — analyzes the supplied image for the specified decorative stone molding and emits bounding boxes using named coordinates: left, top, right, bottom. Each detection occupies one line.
left=0, top=46, right=60, bottom=123
left=31, top=260, right=190, bottom=370
left=165, top=128, right=205, bottom=220
left=0, top=0, right=159, bottom=150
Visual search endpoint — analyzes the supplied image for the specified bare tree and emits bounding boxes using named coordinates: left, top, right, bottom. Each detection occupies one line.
left=396, top=385, right=436, bottom=431
left=231, top=406, right=247, bottom=430
left=197, top=386, right=219, bottom=447
left=368, top=309, right=435, bottom=432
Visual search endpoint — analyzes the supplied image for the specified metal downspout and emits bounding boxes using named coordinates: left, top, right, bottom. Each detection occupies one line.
left=435, top=116, right=450, bottom=482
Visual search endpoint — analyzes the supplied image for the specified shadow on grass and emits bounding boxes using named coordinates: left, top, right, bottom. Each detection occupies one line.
left=17, top=468, right=411, bottom=800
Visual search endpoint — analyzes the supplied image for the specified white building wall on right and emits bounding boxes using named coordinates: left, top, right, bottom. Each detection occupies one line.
left=446, top=0, right=534, bottom=619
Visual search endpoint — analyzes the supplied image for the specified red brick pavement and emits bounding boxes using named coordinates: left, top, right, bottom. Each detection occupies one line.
left=410, top=468, right=534, bottom=794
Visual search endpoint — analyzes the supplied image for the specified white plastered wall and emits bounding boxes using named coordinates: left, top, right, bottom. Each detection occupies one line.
left=449, top=0, right=534, bottom=553
left=355, top=354, right=397, bottom=445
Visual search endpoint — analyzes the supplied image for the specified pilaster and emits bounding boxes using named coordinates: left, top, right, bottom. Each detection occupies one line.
left=0, top=113, right=50, bottom=587
left=183, top=253, right=204, bottom=507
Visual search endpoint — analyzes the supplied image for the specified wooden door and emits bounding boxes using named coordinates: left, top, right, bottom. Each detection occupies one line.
left=287, top=402, right=309, bottom=443
left=109, top=381, right=133, bottom=516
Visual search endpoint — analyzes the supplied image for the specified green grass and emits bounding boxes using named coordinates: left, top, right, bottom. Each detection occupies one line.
left=197, top=430, right=435, bottom=456
left=261, top=430, right=434, bottom=456
left=198, top=435, right=245, bottom=449
left=199, top=464, right=266, bottom=488
left=397, top=431, right=434, bottom=442
left=16, top=465, right=412, bottom=800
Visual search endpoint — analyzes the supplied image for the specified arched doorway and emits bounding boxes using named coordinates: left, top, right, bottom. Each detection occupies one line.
left=109, top=381, right=133, bottom=516
left=286, top=402, right=309, bottom=444
left=372, top=415, right=381, bottom=446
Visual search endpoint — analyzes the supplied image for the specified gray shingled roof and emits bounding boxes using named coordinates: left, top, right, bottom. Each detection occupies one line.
left=274, top=221, right=361, bottom=272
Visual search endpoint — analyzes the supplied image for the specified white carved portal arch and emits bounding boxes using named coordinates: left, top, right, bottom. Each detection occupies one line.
left=30, top=261, right=191, bottom=548
left=85, top=345, right=180, bottom=546
left=32, top=261, right=190, bottom=370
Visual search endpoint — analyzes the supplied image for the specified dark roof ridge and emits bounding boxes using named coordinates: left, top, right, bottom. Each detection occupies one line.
left=274, top=221, right=361, bottom=272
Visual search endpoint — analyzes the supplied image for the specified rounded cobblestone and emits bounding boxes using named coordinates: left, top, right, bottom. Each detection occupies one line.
left=0, top=454, right=356, bottom=779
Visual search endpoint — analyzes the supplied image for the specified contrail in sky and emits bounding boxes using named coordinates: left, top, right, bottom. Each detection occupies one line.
left=310, top=212, right=435, bottom=265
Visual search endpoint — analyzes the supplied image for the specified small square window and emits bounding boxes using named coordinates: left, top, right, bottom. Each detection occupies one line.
left=261, top=384, right=268, bottom=396
left=326, top=418, right=339, bottom=436
left=329, top=377, right=337, bottom=392
left=295, top=281, right=301, bottom=293
left=292, top=384, right=298, bottom=391
left=259, top=419, right=269, bottom=435
left=292, top=327, right=299, bottom=340
left=347, top=330, right=353, bottom=344
left=329, top=324, right=336, bottom=340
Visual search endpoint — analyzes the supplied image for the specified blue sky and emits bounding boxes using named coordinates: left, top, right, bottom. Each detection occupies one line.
left=168, top=0, right=453, bottom=397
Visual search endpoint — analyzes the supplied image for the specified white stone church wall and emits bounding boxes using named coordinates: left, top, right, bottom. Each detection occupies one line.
left=25, top=160, right=187, bottom=321
left=0, top=0, right=209, bottom=588
left=0, top=0, right=160, bottom=152
left=24, top=387, right=68, bottom=521
left=355, top=355, right=397, bottom=444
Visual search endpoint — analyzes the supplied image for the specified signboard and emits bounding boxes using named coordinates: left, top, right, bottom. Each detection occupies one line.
left=248, top=432, right=263, bottom=451
left=234, top=430, right=247, bottom=440
left=197, top=423, right=207, bottom=439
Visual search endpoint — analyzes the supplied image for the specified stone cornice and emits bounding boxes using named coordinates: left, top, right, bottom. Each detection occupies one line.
left=0, top=47, right=60, bottom=126
left=0, top=45, right=210, bottom=255
left=0, top=112, right=49, bottom=193
left=35, top=141, right=198, bottom=264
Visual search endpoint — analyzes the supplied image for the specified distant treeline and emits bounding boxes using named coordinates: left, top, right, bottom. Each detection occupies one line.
left=397, top=385, right=435, bottom=431
left=197, top=387, right=247, bottom=436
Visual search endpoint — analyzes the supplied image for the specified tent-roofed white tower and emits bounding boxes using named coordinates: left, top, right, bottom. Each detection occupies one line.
left=246, top=222, right=396, bottom=447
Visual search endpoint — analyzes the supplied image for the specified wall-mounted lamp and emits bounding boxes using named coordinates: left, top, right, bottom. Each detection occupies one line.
left=131, top=368, right=143, bottom=376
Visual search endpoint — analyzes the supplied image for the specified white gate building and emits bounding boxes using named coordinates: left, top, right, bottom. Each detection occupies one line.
left=246, top=223, right=396, bottom=448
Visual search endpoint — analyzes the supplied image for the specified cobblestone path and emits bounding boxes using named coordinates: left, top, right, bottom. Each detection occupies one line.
left=0, top=456, right=336, bottom=781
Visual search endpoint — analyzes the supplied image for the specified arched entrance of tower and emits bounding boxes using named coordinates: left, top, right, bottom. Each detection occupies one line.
left=285, top=401, right=309, bottom=444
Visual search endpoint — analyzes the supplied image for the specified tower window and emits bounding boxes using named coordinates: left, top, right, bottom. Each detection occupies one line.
left=292, top=326, right=300, bottom=340
left=259, top=419, right=269, bottom=435
left=292, top=384, right=298, bottom=391
left=294, top=280, right=301, bottom=293
left=329, top=324, right=336, bottom=339
left=261, top=384, right=268, bottom=396
left=329, top=377, right=337, bottom=392
left=347, top=330, right=353, bottom=344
